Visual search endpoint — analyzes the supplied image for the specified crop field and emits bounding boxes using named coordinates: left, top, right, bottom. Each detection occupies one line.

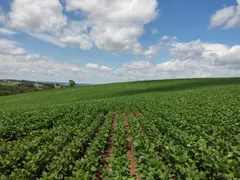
left=0, top=78, right=240, bottom=179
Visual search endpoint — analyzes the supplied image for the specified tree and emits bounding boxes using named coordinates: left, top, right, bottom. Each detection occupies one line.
left=69, top=80, right=75, bottom=87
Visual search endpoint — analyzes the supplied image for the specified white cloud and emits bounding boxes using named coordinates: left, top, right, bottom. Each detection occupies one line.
left=90, top=23, right=143, bottom=53
left=161, top=36, right=177, bottom=41
left=7, top=0, right=67, bottom=34
left=0, top=38, right=16, bottom=47
left=217, top=45, right=240, bottom=66
left=60, top=35, right=92, bottom=50
left=0, top=38, right=81, bottom=82
left=170, top=40, right=205, bottom=60
left=151, top=28, right=157, bottom=34
left=144, top=45, right=162, bottom=58
left=161, top=36, right=170, bottom=40
left=0, top=8, right=5, bottom=23
left=66, top=0, right=158, bottom=53
left=123, top=60, right=153, bottom=70
left=143, top=36, right=177, bottom=58
left=60, top=20, right=93, bottom=50
left=66, top=0, right=158, bottom=23
left=62, top=21, right=89, bottom=36
left=115, top=40, right=240, bottom=82
left=9, top=48, right=26, bottom=55
left=170, top=40, right=240, bottom=66
left=0, top=28, right=17, bottom=35
left=5, top=0, right=159, bottom=53
left=29, top=33, right=66, bottom=48
left=210, top=6, right=235, bottom=28
left=210, top=0, right=240, bottom=28
left=100, top=66, right=113, bottom=72
left=85, top=63, right=99, bottom=69
left=1, top=35, right=240, bottom=84
left=0, top=38, right=26, bottom=55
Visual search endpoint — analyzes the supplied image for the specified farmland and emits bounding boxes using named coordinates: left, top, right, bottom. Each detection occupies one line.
left=0, top=78, right=240, bottom=179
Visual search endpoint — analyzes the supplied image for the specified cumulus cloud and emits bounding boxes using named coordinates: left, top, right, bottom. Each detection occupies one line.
left=170, top=40, right=240, bottom=66
left=90, top=23, right=143, bottom=54
left=100, top=66, right=113, bottom=72
left=60, top=20, right=93, bottom=50
left=0, top=38, right=15, bottom=47
left=7, top=0, right=67, bottom=34
left=210, top=0, right=240, bottom=28
left=4, top=0, right=158, bottom=53
left=217, top=45, right=240, bottom=66
left=0, top=38, right=82, bottom=81
left=170, top=40, right=205, bottom=60
left=123, top=60, right=153, bottom=70
left=65, top=0, right=158, bottom=53
left=85, top=63, right=99, bottom=69
left=1, top=34, right=240, bottom=84
left=144, top=45, right=162, bottom=58
left=144, top=36, right=177, bottom=58
left=60, top=35, right=92, bottom=50
left=0, top=38, right=26, bottom=55
left=113, top=40, right=240, bottom=82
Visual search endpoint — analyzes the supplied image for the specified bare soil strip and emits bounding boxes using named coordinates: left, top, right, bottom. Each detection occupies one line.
left=139, top=111, right=144, bottom=116
left=131, top=111, right=148, bottom=139
left=123, top=111, right=140, bottom=180
left=96, top=111, right=118, bottom=180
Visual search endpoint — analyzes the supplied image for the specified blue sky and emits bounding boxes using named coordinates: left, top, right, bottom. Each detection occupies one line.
left=0, top=0, right=240, bottom=83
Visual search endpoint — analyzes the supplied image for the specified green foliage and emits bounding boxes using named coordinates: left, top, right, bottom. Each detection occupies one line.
left=69, top=80, right=75, bottom=87
left=0, top=81, right=56, bottom=96
left=0, top=83, right=38, bottom=96
left=0, top=78, right=240, bottom=179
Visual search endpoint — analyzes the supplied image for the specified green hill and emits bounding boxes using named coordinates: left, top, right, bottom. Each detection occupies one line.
left=1, top=77, right=240, bottom=109
left=0, top=78, right=240, bottom=179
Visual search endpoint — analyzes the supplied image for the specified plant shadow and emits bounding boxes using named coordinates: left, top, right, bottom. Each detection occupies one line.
left=108, top=78, right=240, bottom=98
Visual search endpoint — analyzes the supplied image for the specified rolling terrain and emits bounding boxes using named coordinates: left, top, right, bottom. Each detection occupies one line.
left=0, top=78, right=240, bottom=179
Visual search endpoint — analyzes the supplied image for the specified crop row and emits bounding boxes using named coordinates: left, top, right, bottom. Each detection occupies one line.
left=0, top=104, right=109, bottom=179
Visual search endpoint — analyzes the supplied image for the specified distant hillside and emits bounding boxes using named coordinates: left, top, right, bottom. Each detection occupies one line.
left=1, top=77, right=240, bottom=109
left=0, top=79, right=91, bottom=87
left=0, top=79, right=90, bottom=96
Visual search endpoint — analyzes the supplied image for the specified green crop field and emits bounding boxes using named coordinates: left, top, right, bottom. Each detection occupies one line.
left=0, top=78, right=240, bottom=179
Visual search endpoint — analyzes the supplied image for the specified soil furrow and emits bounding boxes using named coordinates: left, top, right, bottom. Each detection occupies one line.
left=96, top=111, right=118, bottom=180
left=123, top=111, right=140, bottom=180
left=139, top=111, right=144, bottom=116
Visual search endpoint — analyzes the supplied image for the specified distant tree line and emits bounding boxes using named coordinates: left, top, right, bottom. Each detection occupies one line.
left=0, top=82, right=55, bottom=96
left=0, top=79, right=77, bottom=96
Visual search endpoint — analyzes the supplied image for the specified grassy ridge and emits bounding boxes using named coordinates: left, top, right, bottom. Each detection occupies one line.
left=1, top=78, right=240, bottom=110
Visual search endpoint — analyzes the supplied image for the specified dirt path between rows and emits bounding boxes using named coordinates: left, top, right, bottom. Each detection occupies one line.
left=96, top=112, right=118, bottom=180
left=123, top=111, right=140, bottom=180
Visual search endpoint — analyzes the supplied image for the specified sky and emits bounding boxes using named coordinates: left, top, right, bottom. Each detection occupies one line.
left=0, top=0, right=240, bottom=84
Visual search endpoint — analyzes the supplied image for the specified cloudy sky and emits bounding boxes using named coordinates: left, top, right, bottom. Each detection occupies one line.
left=0, top=0, right=240, bottom=84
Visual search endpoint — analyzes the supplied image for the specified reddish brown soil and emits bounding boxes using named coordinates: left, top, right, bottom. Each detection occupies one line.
left=139, top=111, right=144, bottom=116
left=123, top=112, right=140, bottom=180
left=96, top=112, right=118, bottom=180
